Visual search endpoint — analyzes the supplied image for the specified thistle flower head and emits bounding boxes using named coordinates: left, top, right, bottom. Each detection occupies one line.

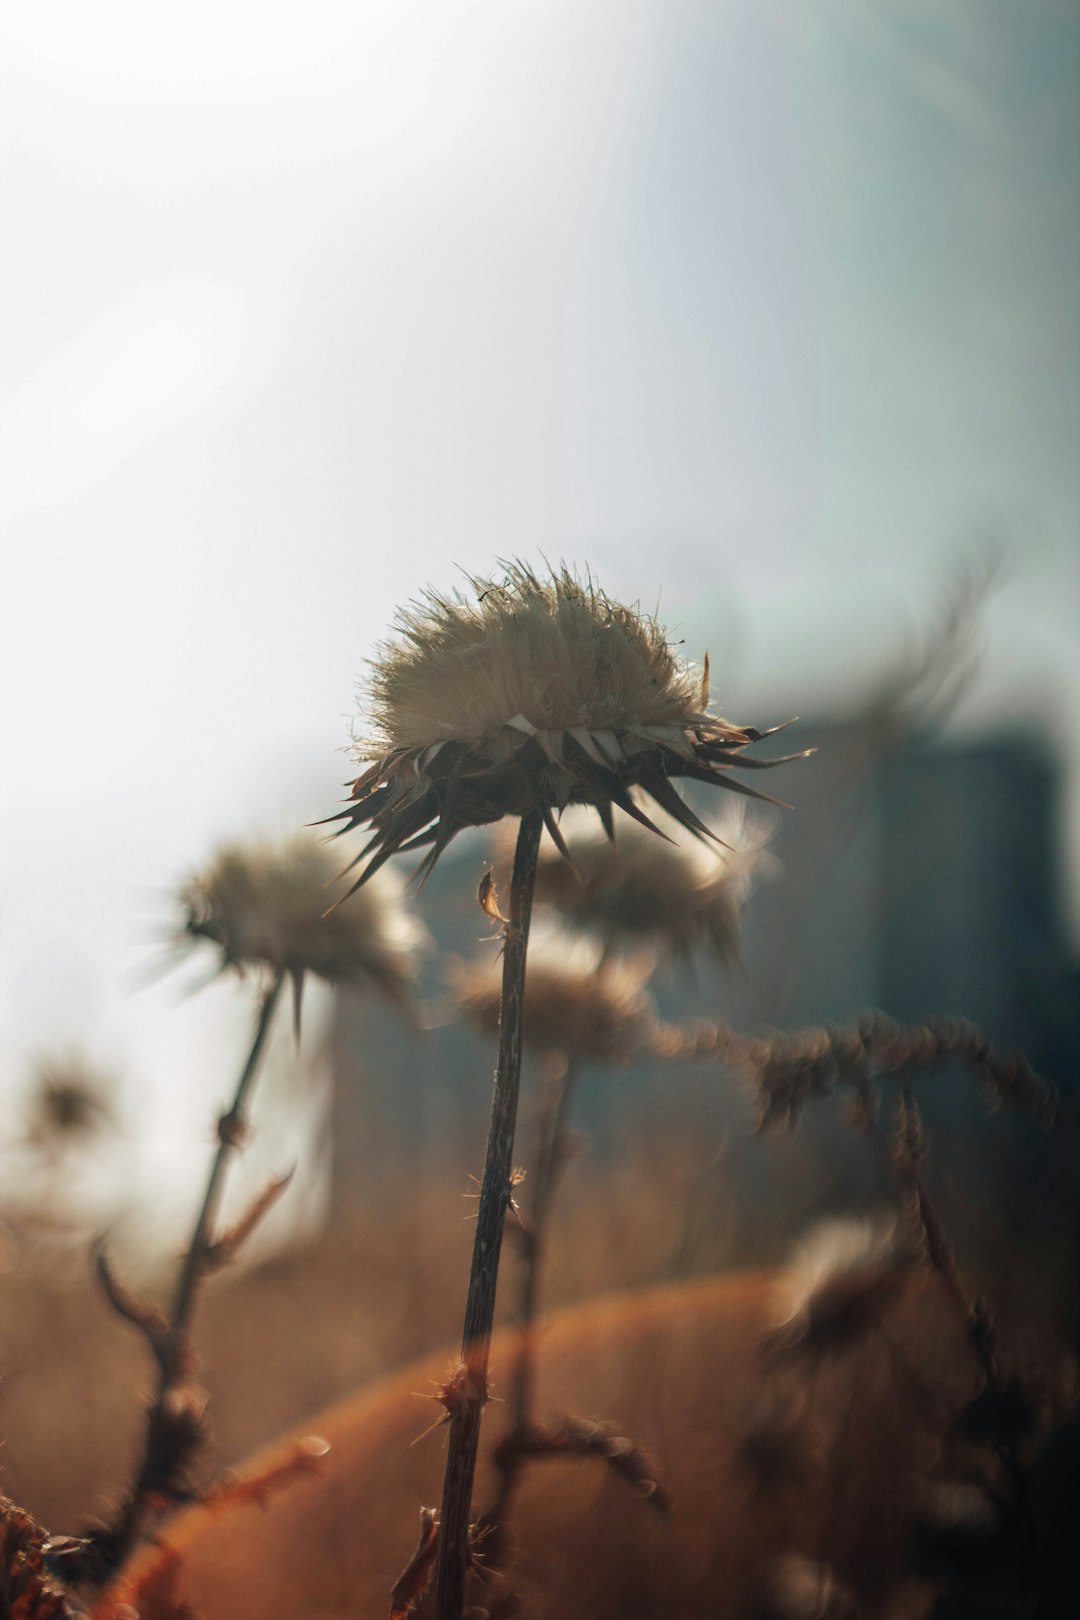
left=327, top=561, right=806, bottom=890
left=518, top=802, right=774, bottom=963
left=448, top=930, right=657, bottom=1064
left=772, top=1216, right=914, bottom=1354
left=179, top=832, right=423, bottom=1007
left=25, top=1059, right=114, bottom=1143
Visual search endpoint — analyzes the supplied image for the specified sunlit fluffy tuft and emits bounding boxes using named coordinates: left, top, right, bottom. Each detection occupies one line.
left=448, top=929, right=658, bottom=1064
left=516, top=802, right=775, bottom=963
left=771, top=1215, right=914, bottom=1354
left=180, top=833, right=423, bottom=1006
left=364, top=561, right=701, bottom=750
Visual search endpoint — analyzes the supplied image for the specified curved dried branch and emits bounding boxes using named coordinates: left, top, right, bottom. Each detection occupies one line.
left=93, top=1245, right=171, bottom=1358
left=492, top=1418, right=671, bottom=1513
left=390, top=1508, right=439, bottom=1620
left=203, top=1169, right=295, bottom=1272
left=708, top=1012, right=1060, bottom=1133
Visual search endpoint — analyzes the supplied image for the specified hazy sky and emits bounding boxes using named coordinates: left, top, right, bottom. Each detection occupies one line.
left=2, top=1, right=1077, bottom=1242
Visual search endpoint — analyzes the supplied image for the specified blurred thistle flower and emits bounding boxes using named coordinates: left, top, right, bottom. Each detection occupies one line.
left=448, top=930, right=658, bottom=1065
left=325, top=561, right=806, bottom=890
left=24, top=1059, right=114, bottom=1145
left=512, top=801, right=775, bottom=964
left=179, top=832, right=424, bottom=1013
left=770, top=1215, right=914, bottom=1355
left=761, top=1555, right=856, bottom=1620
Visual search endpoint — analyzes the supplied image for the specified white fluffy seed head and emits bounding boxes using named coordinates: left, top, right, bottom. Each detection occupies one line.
left=359, top=561, right=704, bottom=754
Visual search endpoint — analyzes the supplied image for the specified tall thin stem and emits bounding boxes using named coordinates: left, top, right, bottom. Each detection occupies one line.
left=512, top=1053, right=579, bottom=1430
left=434, top=809, right=543, bottom=1620
left=112, top=969, right=285, bottom=1561
left=172, top=970, right=285, bottom=1331
left=478, top=1052, right=579, bottom=1560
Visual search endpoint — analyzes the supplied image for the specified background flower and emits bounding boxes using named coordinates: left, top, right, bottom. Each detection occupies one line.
left=179, top=832, right=424, bottom=1010
left=448, top=930, right=658, bottom=1066
left=513, top=803, right=776, bottom=965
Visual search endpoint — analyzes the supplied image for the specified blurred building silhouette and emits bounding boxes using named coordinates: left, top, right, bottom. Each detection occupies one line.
left=330, top=723, right=1077, bottom=1242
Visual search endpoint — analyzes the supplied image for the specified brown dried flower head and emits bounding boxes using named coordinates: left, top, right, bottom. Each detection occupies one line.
left=327, top=561, right=805, bottom=890
left=448, top=931, right=657, bottom=1064
left=180, top=832, right=423, bottom=1007
left=514, top=801, right=773, bottom=963
left=771, top=1215, right=914, bottom=1355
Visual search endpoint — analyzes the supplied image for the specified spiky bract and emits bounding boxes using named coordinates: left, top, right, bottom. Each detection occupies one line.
left=327, top=562, right=806, bottom=891
left=180, top=834, right=422, bottom=1007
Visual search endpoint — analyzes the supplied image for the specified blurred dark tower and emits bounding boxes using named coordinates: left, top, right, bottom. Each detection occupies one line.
left=877, top=735, right=1077, bottom=1087
left=733, top=724, right=1077, bottom=1084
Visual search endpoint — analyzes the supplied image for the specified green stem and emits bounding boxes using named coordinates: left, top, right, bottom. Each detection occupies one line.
left=434, top=809, right=543, bottom=1620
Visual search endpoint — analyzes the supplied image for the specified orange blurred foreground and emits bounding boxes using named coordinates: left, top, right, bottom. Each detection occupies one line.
left=92, top=1267, right=1033, bottom=1620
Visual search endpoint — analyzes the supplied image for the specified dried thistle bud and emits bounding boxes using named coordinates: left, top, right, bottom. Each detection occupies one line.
left=448, top=931, right=658, bottom=1064
left=179, top=832, right=424, bottom=1006
left=771, top=1216, right=914, bottom=1356
left=326, top=561, right=807, bottom=890
left=512, top=801, right=773, bottom=963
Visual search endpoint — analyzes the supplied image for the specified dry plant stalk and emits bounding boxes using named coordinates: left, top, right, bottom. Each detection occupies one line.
left=432, top=807, right=543, bottom=1620
left=389, top=1507, right=439, bottom=1620
left=760, top=1063, right=1056, bottom=1592
left=455, top=934, right=687, bottom=1569
left=98, top=971, right=288, bottom=1567
left=706, top=1010, right=1061, bottom=1132
left=475, top=1051, right=581, bottom=1566
left=325, top=562, right=804, bottom=1620
left=885, top=1089, right=1032, bottom=1498
left=94, top=835, right=419, bottom=1575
